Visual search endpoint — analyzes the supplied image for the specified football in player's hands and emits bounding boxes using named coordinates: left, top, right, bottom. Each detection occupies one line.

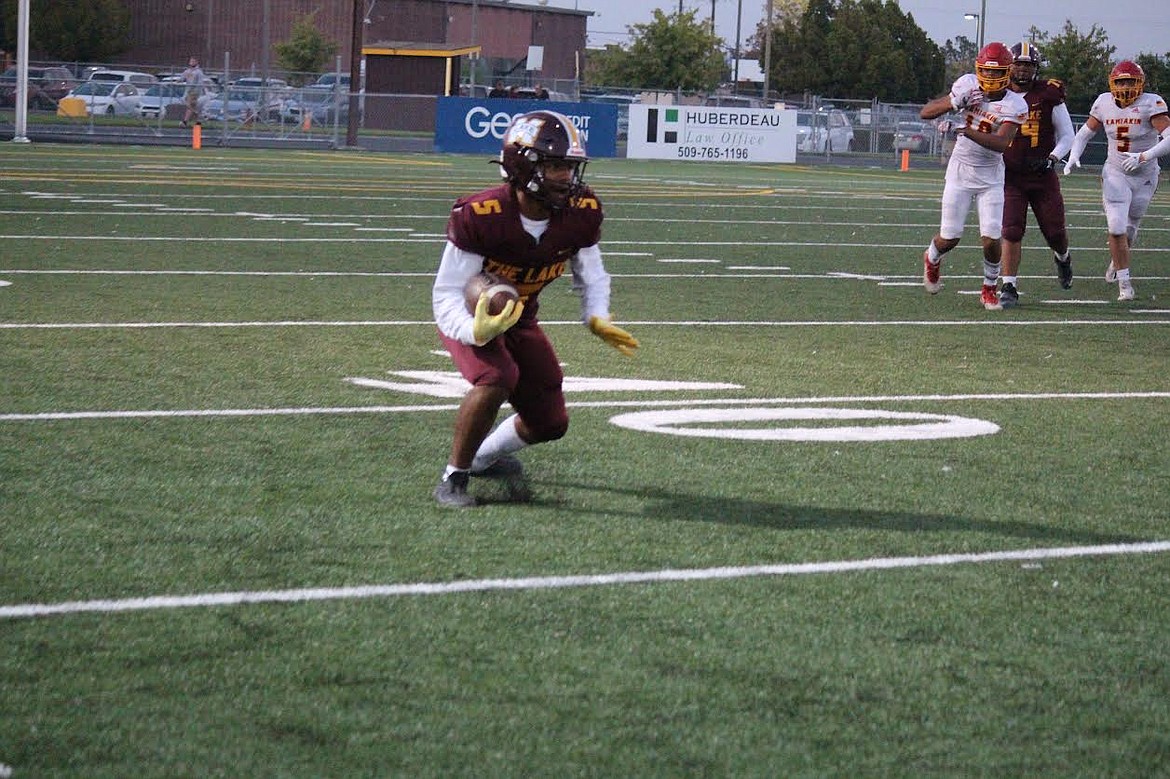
left=464, top=271, right=520, bottom=315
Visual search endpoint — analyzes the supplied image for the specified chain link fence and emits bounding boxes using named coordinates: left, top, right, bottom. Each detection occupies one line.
left=2, top=58, right=1109, bottom=161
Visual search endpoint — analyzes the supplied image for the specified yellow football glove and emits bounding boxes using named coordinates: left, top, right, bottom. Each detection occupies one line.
left=588, top=315, right=639, bottom=357
left=472, top=293, right=523, bottom=345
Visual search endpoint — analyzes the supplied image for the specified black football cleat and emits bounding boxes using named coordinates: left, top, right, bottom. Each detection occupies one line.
left=1054, top=254, right=1073, bottom=289
left=999, top=282, right=1020, bottom=308
left=471, top=455, right=532, bottom=502
left=433, top=471, right=476, bottom=508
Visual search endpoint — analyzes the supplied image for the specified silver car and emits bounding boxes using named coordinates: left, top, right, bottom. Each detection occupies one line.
left=796, top=109, right=854, bottom=153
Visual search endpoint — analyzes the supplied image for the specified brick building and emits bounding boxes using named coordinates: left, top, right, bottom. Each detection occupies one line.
left=118, top=0, right=589, bottom=87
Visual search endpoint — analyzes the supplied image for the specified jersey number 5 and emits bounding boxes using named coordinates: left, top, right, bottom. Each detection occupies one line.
left=1115, top=125, right=1131, bottom=153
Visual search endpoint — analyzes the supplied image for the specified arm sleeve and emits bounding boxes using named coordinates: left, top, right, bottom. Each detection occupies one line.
left=1067, top=123, right=1095, bottom=164
left=1049, top=103, right=1075, bottom=161
left=569, top=244, right=612, bottom=324
left=432, top=240, right=483, bottom=345
left=1141, top=127, right=1170, bottom=162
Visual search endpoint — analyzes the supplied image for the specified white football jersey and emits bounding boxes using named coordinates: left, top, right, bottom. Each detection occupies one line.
left=1088, top=91, right=1170, bottom=168
left=948, top=73, right=1029, bottom=168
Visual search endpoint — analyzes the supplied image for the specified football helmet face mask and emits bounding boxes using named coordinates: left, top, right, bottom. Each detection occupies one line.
left=975, top=42, right=1013, bottom=94
left=1109, top=61, right=1145, bottom=107
left=1009, top=41, right=1043, bottom=88
left=499, top=110, right=588, bottom=210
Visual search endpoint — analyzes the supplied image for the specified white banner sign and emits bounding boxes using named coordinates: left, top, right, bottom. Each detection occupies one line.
left=626, top=105, right=797, bottom=163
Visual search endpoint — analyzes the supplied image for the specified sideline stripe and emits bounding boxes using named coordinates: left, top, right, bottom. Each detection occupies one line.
left=4, top=542, right=1168, bottom=620
left=3, top=391, right=1170, bottom=423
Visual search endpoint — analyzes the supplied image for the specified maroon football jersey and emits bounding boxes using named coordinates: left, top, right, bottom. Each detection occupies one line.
left=446, top=183, right=604, bottom=318
left=1003, top=78, right=1067, bottom=173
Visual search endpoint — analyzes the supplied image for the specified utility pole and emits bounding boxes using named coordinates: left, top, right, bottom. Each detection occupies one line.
left=347, top=0, right=363, bottom=147
left=762, top=0, right=772, bottom=102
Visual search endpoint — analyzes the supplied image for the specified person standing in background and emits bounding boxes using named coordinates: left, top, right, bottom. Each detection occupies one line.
left=181, top=56, right=205, bottom=128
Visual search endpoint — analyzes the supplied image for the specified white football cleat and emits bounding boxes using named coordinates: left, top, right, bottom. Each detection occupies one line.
left=1118, top=283, right=1135, bottom=302
left=1105, top=261, right=1117, bottom=283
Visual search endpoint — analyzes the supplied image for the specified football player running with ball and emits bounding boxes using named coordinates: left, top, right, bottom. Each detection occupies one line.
left=999, top=41, right=1075, bottom=307
left=430, top=110, right=639, bottom=508
left=1063, top=61, right=1170, bottom=302
left=919, top=42, right=1029, bottom=310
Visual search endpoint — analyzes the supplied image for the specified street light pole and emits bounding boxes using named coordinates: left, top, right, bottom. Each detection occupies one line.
left=964, top=12, right=982, bottom=51
left=733, top=0, right=742, bottom=90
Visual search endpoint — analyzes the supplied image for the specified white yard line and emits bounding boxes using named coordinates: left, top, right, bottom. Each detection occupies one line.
left=3, top=541, right=1168, bottom=620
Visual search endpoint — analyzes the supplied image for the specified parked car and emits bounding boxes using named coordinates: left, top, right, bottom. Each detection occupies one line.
left=312, top=73, right=351, bottom=90
left=513, top=86, right=570, bottom=101
left=893, top=120, right=930, bottom=152
left=703, top=95, right=764, bottom=109
left=204, top=79, right=288, bottom=123
left=62, top=80, right=143, bottom=116
left=280, top=85, right=350, bottom=125
left=87, top=69, right=158, bottom=88
left=138, top=81, right=216, bottom=119
left=795, top=109, right=854, bottom=153
left=0, top=65, right=78, bottom=109
left=459, top=83, right=490, bottom=98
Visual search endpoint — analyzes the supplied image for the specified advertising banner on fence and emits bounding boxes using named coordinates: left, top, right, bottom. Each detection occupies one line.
left=626, top=105, right=797, bottom=163
left=434, top=98, right=619, bottom=157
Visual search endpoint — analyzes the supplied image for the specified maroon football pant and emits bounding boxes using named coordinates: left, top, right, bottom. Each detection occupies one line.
left=438, top=318, right=569, bottom=441
left=1002, top=169, right=1068, bottom=247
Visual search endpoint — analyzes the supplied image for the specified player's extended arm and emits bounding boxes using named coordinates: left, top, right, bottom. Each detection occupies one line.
left=588, top=316, right=639, bottom=357
left=1135, top=118, right=1170, bottom=164
left=1064, top=119, right=1100, bottom=175
left=920, top=93, right=960, bottom=121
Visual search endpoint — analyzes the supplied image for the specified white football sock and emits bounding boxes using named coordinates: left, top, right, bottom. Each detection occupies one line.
left=983, top=260, right=1000, bottom=285
left=471, top=414, right=527, bottom=472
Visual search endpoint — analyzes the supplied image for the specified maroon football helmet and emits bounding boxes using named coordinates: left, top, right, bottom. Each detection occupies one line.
left=1109, top=60, right=1145, bottom=107
left=499, top=110, right=588, bottom=210
left=1009, top=41, right=1043, bottom=87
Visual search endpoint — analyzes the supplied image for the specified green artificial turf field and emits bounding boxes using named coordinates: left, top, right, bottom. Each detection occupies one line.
left=2, top=144, right=1168, bottom=777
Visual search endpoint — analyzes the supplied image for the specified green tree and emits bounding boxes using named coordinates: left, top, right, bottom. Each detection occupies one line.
left=582, top=44, right=627, bottom=88
left=940, top=35, right=977, bottom=86
left=0, top=0, right=131, bottom=62
left=591, top=10, right=725, bottom=92
left=1034, top=22, right=1115, bottom=114
left=764, top=0, right=943, bottom=101
left=273, top=12, right=339, bottom=84
left=1135, top=52, right=1170, bottom=94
